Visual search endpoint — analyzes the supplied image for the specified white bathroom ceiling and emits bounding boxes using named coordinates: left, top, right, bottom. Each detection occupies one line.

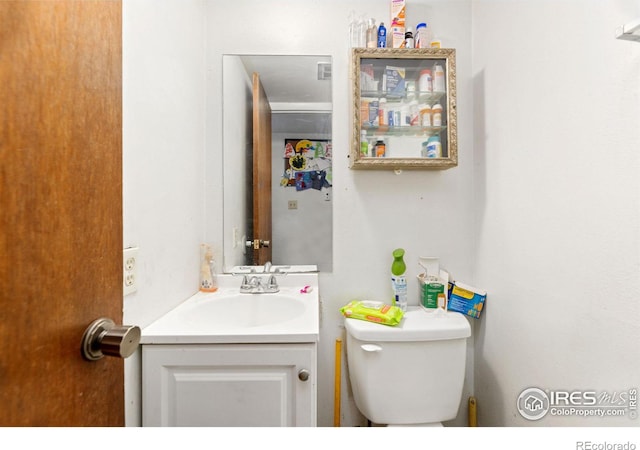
left=240, top=55, right=332, bottom=135
left=240, top=55, right=332, bottom=106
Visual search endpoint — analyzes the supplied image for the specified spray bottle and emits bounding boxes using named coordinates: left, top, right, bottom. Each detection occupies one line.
left=199, top=244, right=218, bottom=292
left=391, top=248, right=407, bottom=312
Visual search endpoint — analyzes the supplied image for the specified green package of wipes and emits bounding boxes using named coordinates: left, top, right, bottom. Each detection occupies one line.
left=340, top=300, right=404, bottom=326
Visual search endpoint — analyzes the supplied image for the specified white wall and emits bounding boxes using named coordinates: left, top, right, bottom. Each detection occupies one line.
left=221, top=55, right=253, bottom=269
left=122, top=0, right=207, bottom=426
left=205, top=0, right=475, bottom=427
left=472, top=0, right=640, bottom=426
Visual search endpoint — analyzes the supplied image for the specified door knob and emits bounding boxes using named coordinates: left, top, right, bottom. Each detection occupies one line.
left=245, top=239, right=270, bottom=249
left=298, top=369, right=310, bottom=382
left=81, top=318, right=141, bottom=361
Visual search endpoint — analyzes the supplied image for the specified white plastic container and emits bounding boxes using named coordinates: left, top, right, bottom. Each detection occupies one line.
left=401, top=104, right=411, bottom=127
left=418, top=69, right=432, bottom=96
left=366, top=18, right=377, bottom=48
left=378, top=98, right=387, bottom=126
left=432, top=103, right=443, bottom=127
left=419, top=104, right=432, bottom=127
left=433, top=63, right=445, bottom=92
left=409, top=100, right=420, bottom=126
left=415, top=22, right=429, bottom=49
left=425, top=136, right=442, bottom=158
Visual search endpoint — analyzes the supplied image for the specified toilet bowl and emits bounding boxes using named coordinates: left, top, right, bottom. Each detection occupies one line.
left=344, top=306, right=471, bottom=426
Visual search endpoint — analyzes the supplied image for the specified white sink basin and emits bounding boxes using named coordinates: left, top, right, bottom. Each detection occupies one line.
left=189, top=293, right=306, bottom=328
left=140, top=272, right=319, bottom=344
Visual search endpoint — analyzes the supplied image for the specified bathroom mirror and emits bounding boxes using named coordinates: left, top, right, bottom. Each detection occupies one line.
left=222, top=54, right=333, bottom=272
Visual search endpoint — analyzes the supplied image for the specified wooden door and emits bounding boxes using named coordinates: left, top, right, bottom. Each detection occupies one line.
left=252, top=72, right=272, bottom=265
left=0, top=1, right=123, bottom=426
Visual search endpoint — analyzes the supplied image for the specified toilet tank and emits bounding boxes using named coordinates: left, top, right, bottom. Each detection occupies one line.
left=345, top=307, right=471, bottom=425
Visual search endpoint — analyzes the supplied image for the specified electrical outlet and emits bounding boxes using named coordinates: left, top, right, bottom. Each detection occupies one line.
left=288, top=200, right=298, bottom=210
left=123, top=247, right=138, bottom=296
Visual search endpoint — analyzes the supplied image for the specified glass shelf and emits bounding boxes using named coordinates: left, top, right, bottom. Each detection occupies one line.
left=361, top=125, right=447, bottom=136
left=361, top=91, right=446, bottom=104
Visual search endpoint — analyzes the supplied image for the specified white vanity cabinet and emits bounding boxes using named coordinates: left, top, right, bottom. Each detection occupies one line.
left=142, top=342, right=317, bottom=426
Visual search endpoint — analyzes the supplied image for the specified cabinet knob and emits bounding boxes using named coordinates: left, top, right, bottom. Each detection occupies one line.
left=298, top=369, right=310, bottom=382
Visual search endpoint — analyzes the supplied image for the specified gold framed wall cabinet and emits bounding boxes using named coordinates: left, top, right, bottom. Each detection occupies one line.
left=350, top=48, right=457, bottom=170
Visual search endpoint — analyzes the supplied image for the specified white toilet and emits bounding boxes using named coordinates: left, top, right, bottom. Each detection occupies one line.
left=345, top=306, right=471, bottom=426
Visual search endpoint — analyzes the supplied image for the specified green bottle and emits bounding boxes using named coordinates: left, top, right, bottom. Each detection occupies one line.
left=391, top=248, right=408, bottom=311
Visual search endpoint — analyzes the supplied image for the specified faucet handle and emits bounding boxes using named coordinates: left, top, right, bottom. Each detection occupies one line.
left=239, top=275, right=251, bottom=292
left=267, top=275, right=278, bottom=288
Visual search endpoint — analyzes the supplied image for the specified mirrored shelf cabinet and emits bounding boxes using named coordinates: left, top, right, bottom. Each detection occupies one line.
left=350, top=48, right=457, bottom=170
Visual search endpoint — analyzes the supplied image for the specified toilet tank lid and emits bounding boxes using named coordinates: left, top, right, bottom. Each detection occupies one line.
left=345, top=308, right=471, bottom=342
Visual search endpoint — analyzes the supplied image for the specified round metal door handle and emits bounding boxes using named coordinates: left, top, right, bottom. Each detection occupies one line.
left=245, top=239, right=271, bottom=249
left=298, top=369, right=310, bottom=382
left=81, top=318, right=141, bottom=361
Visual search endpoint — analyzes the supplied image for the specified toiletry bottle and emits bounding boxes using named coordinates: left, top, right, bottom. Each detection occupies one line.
left=199, top=244, right=218, bottom=292
left=377, top=22, right=387, bottom=48
left=432, top=103, right=443, bottom=127
left=404, top=27, right=414, bottom=48
left=366, top=18, right=377, bottom=48
left=349, top=11, right=359, bottom=48
left=426, top=135, right=442, bottom=158
left=391, top=248, right=408, bottom=312
left=418, top=69, right=432, bottom=96
left=409, top=100, right=420, bottom=126
left=433, top=63, right=445, bottom=92
left=378, top=97, right=387, bottom=126
left=415, top=22, right=428, bottom=48
left=360, top=130, right=369, bottom=156
left=357, top=15, right=367, bottom=47
left=420, top=103, right=432, bottom=127
left=374, top=139, right=386, bottom=157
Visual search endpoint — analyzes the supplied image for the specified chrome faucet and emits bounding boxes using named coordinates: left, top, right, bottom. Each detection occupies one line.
left=239, top=262, right=279, bottom=293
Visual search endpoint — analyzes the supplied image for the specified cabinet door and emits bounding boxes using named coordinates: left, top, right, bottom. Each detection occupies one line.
left=350, top=48, right=457, bottom=170
left=142, top=343, right=317, bottom=427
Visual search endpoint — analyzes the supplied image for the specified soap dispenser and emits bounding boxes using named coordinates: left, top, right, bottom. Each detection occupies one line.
left=199, top=243, right=218, bottom=292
